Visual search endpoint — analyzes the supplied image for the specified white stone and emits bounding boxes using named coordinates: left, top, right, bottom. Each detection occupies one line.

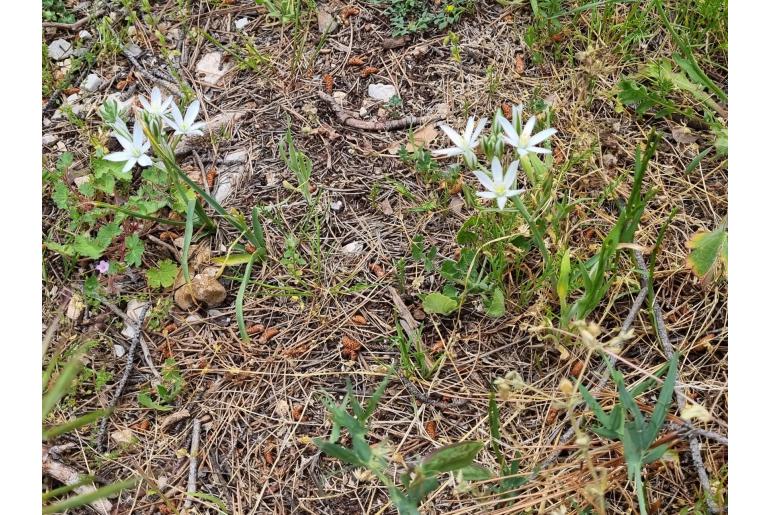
left=113, top=344, right=126, bottom=358
left=223, top=150, right=248, bottom=163
left=48, top=39, right=72, bottom=60
left=78, top=30, right=92, bottom=40
left=81, top=73, right=103, bottom=92
left=124, top=43, right=142, bottom=58
left=367, top=83, right=397, bottom=102
left=42, top=134, right=58, bottom=146
left=341, top=241, right=363, bottom=256
left=235, top=17, right=249, bottom=30
left=330, top=200, right=343, bottom=211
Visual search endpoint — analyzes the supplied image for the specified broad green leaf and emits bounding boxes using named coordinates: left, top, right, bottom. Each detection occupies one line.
left=422, top=292, right=458, bottom=316
left=405, top=475, right=439, bottom=504
left=137, top=391, right=173, bottom=411
left=686, top=227, right=727, bottom=282
left=56, top=152, right=74, bottom=173
left=458, top=464, right=492, bottom=481
left=420, top=441, right=484, bottom=476
left=52, top=181, right=70, bottom=209
left=146, top=259, right=179, bottom=289
left=73, top=235, right=109, bottom=260
left=124, top=234, right=144, bottom=267
left=484, top=287, right=505, bottom=318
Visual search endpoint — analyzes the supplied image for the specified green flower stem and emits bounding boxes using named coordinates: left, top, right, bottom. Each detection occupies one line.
left=512, top=196, right=549, bottom=267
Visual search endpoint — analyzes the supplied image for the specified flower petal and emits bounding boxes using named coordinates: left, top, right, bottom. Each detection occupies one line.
left=433, top=147, right=464, bottom=158
left=185, top=100, right=200, bottom=125
left=122, top=158, right=137, bottom=173
left=470, top=117, right=487, bottom=143
left=491, top=157, right=503, bottom=184
left=439, top=124, right=465, bottom=148
left=132, top=120, right=144, bottom=146
left=137, top=154, right=153, bottom=167
left=529, top=128, right=557, bottom=146
left=104, top=151, right=131, bottom=162
left=170, top=101, right=184, bottom=125
left=463, top=117, right=475, bottom=141
left=496, top=113, right=517, bottom=142
left=496, top=196, right=507, bottom=210
left=503, top=161, right=519, bottom=189
left=528, top=146, right=552, bottom=154
left=522, top=116, right=537, bottom=138
left=477, top=191, right=497, bottom=199
left=473, top=170, right=496, bottom=191
left=139, top=96, right=152, bottom=112
left=115, top=134, right=133, bottom=151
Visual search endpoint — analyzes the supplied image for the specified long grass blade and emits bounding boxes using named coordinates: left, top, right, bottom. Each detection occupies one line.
left=42, top=478, right=137, bottom=514
left=236, top=251, right=259, bottom=342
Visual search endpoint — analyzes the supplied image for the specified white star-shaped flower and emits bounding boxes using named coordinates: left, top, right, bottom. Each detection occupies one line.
left=433, top=116, right=487, bottom=166
left=497, top=111, right=556, bottom=157
left=165, top=99, right=205, bottom=137
left=473, top=157, right=524, bottom=210
left=104, top=118, right=152, bottom=172
left=139, top=86, right=173, bottom=116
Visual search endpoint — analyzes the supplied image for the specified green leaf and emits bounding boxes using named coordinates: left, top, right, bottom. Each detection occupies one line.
left=52, top=180, right=70, bottom=209
left=185, top=492, right=229, bottom=514
left=212, top=253, right=254, bottom=266
left=488, top=393, right=503, bottom=465
left=406, top=475, right=440, bottom=505
left=56, top=152, right=74, bottom=173
left=73, top=235, right=108, bottom=260
left=362, top=374, right=391, bottom=422
left=484, top=287, right=505, bottom=318
left=458, top=464, right=492, bottom=481
left=93, top=158, right=132, bottom=182
left=557, top=250, right=571, bottom=307
left=43, top=347, right=85, bottom=418
left=647, top=353, right=679, bottom=448
left=137, top=391, right=173, bottom=411
left=146, top=259, right=179, bottom=289
left=236, top=251, right=259, bottom=342
left=312, top=439, right=364, bottom=467
left=686, top=227, right=727, bottom=282
left=124, top=234, right=144, bottom=267
left=78, top=179, right=96, bottom=198
left=420, top=441, right=484, bottom=476
left=43, top=409, right=108, bottom=440
left=422, top=292, right=458, bottom=316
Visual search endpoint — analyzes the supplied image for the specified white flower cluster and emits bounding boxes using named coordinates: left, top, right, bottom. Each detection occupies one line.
left=104, top=87, right=205, bottom=172
left=433, top=106, right=557, bottom=210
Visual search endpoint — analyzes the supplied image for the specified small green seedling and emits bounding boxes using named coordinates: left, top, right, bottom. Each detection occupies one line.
left=579, top=354, right=679, bottom=515
left=314, top=375, right=487, bottom=514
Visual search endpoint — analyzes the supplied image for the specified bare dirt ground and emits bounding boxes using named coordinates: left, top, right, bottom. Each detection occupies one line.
left=42, top=1, right=727, bottom=513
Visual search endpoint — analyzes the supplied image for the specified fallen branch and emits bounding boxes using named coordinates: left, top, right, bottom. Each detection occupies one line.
left=397, top=373, right=468, bottom=411
left=42, top=445, right=111, bottom=515
left=184, top=418, right=202, bottom=509
left=96, top=303, right=150, bottom=452
left=317, top=91, right=441, bottom=131
left=42, top=9, right=106, bottom=30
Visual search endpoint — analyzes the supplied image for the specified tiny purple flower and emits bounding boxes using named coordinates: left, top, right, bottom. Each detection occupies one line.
left=96, top=260, right=110, bottom=274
